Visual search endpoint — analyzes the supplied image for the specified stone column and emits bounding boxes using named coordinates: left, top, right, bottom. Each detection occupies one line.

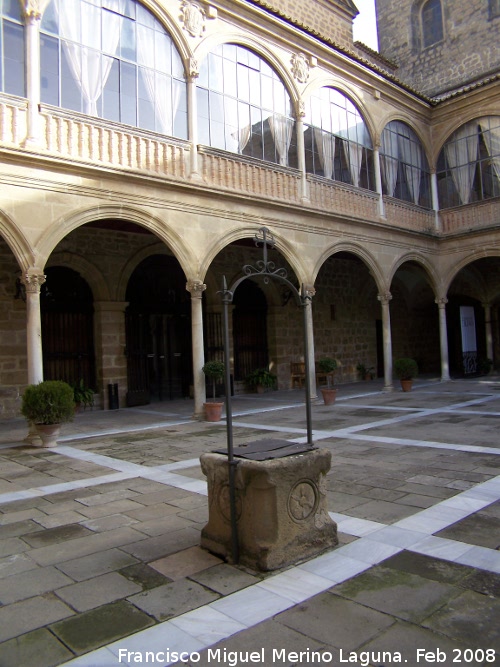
left=431, top=169, right=440, bottom=231
left=22, top=270, right=46, bottom=385
left=23, top=3, right=42, bottom=146
left=436, top=297, right=450, bottom=381
left=373, top=144, right=385, bottom=219
left=295, top=101, right=309, bottom=202
left=21, top=269, right=46, bottom=444
left=94, top=302, right=128, bottom=409
left=304, top=285, right=317, bottom=400
left=483, top=302, right=494, bottom=363
left=187, top=59, right=201, bottom=180
left=377, top=291, right=393, bottom=391
left=187, top=280, right=207, bottom=418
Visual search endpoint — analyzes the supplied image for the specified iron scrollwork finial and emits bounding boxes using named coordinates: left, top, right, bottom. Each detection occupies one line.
left=241, top=227, right=288, bottom=285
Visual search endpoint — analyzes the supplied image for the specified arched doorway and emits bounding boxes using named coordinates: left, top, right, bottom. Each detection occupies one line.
left=232, top=279, right=269, bottom=381
left=125, top=255, right=191, bottom=405
left=41, top=266, right=96, bottom=388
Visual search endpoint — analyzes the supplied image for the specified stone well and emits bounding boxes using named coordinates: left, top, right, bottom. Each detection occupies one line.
left=200, top=442, right=337, bottom=571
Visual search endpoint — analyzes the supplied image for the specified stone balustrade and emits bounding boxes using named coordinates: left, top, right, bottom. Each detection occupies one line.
left=440, top=198, right=500, bottom=234
left=384, top=196, right=436, bottom=233
left=0, top=96, right=27, bottom=146
left=0, top=95, right=498, bottom=237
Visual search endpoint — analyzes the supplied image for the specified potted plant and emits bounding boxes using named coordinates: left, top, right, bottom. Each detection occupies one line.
left=202, top=360, right=225, bottom=422
left=356, top=363, right=374, bottom=381
left=394, top=358, right=419, bottom=392
left=245, top=367, right=277, bottom=394
left=21, top=380, right=75, bottom=447
left=318, top=357, right=337, bottom=405
left=73, top=379, right=94, bottom=411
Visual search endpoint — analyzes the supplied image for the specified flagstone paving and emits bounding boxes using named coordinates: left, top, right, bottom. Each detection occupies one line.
left=0, top=377, right=499, bottom=666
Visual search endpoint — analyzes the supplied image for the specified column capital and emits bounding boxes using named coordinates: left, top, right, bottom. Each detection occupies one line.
left=186, top=280, right=207, bottom=296
left=188, top=57, right=199, bottom=80
left=302, top=285, right=316, bottom=299
left=435, top=296, right=448, bottom=308
left=21, top=1, right=43, bottom=20
left=21, top=269, right=46, bottom=294
left=377, top=291, right=392, bottom=305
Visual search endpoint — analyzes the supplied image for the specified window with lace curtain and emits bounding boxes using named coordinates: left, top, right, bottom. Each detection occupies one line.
left=303, top=87, right=375, bottom=191
left=437, top=116, right=500, bottom=208
left=197, top=43, right=297, bottom=167
left=421, top=0, right=443, bottom=48
left=0, top=0, right=24, bottom=97
left=380, top=120, right=431, bottom=207
left=40, top=0, right=187, bottom=138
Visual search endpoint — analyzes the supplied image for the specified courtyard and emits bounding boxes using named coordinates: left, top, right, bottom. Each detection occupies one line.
left=0, top=377, right=499, bottom=666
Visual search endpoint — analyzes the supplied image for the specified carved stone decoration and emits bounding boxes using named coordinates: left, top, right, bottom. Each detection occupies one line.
left=186, top=279, right=206, bottom=295
left=21, top=270, right=46, bottom=294
left=288, top=480, right=317, bottom=521
left=22, top=0, right=42, bottom=20
left=200, top=447, right=337, bottom=571
left=180, top=0, right=206, bottom=38
left=291, top=52, right=310, bottom=83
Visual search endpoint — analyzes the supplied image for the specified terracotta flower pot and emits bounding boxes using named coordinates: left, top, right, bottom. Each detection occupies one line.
left=204, top=402, right=224, bottom=422
left=400, top=379, right=413, bottom=392
left=320, top=388, right=337, bottom=405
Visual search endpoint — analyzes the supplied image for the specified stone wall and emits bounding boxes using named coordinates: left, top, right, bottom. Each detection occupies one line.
left=250, top=0, right=356, bottom=50
left=376, top=0, right=500, bottom=96
left=0, top=239, right=26, bottom=418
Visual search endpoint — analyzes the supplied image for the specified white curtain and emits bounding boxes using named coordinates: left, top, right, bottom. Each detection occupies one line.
left=380, top=129, right=399, bottom=197
left=236, top=125, right=251, bottom=153
left=313, top=128, right=334, bottom=179
left=268, top=114, right=294, bottom=166
left=137, top=25, right=180, bottom=135
left=344, top=141, right=363, bottom=187
left=57, top=0, right=125, bottom=116
left=397, top=125, right=423, bottom=205
left=478, top=117, right=500, bottom=182
left=444, top=122, right=478, bottom=205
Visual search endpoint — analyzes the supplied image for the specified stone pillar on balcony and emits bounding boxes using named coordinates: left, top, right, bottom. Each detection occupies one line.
left=483, top=302, right=494, bottom=363
left=23, top=3, right=42, bottom=146
left=295, top=101, right=309, bottom=202
left=187, top=280, right=207, bottom=418
left=374, top=144, right=385, bottom=219
left=187, top=58, right=202, bottom=181
left=436, top=297, right=450, bottom=382
left=431, top=169, right=440, bottom=231
left=94, top=302, right=128, bottom=409
left=378, top=291, right=394, bottom=391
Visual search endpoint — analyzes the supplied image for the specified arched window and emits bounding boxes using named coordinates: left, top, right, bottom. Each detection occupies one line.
left=421, top=0, right=443, bottom=48
left=437, top=116, right=500, bottom=208
left=380, top=120, right=431, bottom=207
left=40, top=0, right=187, bottom=138
left=197, top=44, right=297, bottom=167
left=303, top=87, right=374, bottom=190
left=0, top=1, right=24, bottom=97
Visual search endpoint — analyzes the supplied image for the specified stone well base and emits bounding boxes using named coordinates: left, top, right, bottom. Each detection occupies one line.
left=200, top=448, right=337, bottom=571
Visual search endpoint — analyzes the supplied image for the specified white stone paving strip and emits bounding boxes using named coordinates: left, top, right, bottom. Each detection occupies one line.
left=58, top=467, right=500, bottom=667
left=2, top=386, right=499, bottom=667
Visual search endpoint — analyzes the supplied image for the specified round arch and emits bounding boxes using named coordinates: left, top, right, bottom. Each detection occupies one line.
left=117, top=241, right=186, bottom=302
left=442, top=248, right=500, bottom=297
left=302, top=76, right=377, bottom=147
left=0, top=209, right=37, bottom=271
left=313, top=241, right=387, bottom=295
left=199, top=226, right=309, bottom=288
left=432, top=113, right=500, bottom=162
left=46, top=251, right=111, bottom=302
left=193, top=32, right=300, bottom=111
left=378, top=115, right=432, bottom=166
left=35, top=205, right=196, bottom=281
left=389, top=252, right=441, bottom=297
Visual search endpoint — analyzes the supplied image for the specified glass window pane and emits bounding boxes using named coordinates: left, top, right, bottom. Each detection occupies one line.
left=40, top=36, right=59, bottom=105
